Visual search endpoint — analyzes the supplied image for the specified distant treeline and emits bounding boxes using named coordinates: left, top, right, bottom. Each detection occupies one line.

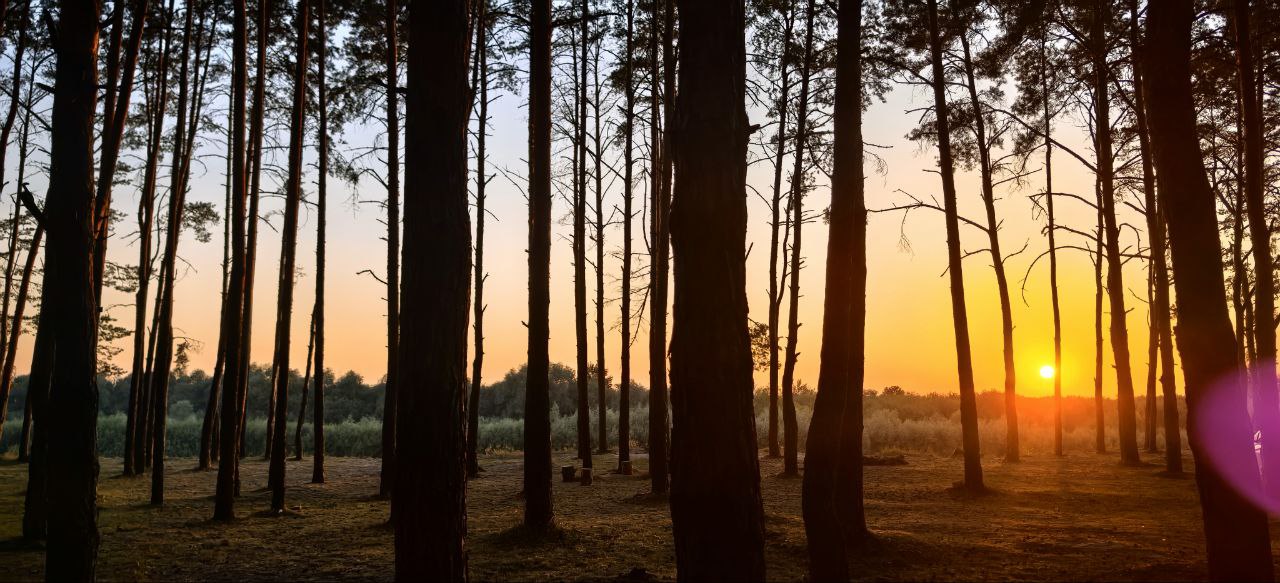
left=3, top=363, right=1184, bottom=460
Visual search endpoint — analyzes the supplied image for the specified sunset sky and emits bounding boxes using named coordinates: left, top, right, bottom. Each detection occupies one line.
left=12, top=57, right=1164, bottom=400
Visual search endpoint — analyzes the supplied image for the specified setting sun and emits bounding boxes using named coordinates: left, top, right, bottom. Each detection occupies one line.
left=1039, top=365, right=1056, bottom=380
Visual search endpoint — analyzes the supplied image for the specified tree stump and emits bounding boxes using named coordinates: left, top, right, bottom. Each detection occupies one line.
left=579, top=467, right=593, bottom=486
left=561, top=465, right=576, bottom=482
left=619, top=460, right=633, bottom=475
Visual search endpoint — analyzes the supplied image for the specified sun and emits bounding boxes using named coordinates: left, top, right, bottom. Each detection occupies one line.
left=1039, top=365, right=1056, bottom=379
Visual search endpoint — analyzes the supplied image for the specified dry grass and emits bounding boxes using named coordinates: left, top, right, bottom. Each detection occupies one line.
left=0, top=450, right=1272, bottom=581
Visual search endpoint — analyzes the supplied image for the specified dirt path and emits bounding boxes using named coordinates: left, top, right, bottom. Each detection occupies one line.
left=0, top=451, right=1264, bottom=581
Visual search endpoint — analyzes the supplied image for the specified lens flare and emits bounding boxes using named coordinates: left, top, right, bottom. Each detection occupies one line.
left=1039, top=365, right=1055, bottom=379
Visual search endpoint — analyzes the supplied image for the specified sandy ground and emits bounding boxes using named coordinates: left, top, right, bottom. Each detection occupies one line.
left=0, top=450, right=1270, bottom=581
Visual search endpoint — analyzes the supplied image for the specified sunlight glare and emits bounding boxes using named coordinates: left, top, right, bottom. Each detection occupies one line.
left=1039, top=365, right=1055, bottom=380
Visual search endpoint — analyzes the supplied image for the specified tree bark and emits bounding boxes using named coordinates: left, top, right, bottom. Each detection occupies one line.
left=668, top=0, right=766, bottom=579
left=393, top=0, right=471, bottom=578
left=467, top=0, right=488, bottom=479
left=1143, top=2, right=1273, bottom=578
left=310, top=0, right=328, bottom=487
left=803, top=1, right=865, bottom=578
left=1091, top=0, right=1140, bottom=466
left=43, top=1, right=102, bottom=576
left=766, top=3, right=796, bottom=462
left=213, top=0, right=250, bottom=522
left=926, top=0, right=982, bottom=491
left=647, top=0, right=674, bottom=496
left=574, top=0, right=593, bottom=470
left=617, top=0, right=634, bottom=473
left=524, top=0, right=554, bottom=530
left=295, top=312, right=315, bottom=460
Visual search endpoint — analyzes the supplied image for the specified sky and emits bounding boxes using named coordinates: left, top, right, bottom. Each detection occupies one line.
left=7, top=29, right=1168, bottom=401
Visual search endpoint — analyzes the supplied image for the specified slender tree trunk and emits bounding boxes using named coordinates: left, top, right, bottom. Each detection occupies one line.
left=311, top=0, right=328, bottom=486
left=780, top=0, right=816, bottom=478
left=593, top=18, right=608, bottom=457
left=803, top=1, right=864, bottom=578
left=1144, top=3, right=1273, bottom=578
left=236, top=0, right=269, bottom=467
left=130, top=11, right=178, bottom=474
left=1232, top=0, right=1280, bottom=493
left=959, top=33, right=1018, bottom=462
left=393, top=1, right=472, bottom=578
left=0, top=0, right=28, bottom=380
left=43, top=2, right=102, bottom=576
left=617, top=0, right=634, bottom=474
left=201, top=102, right=236, bottom=471
left=380, top=0, right=399, bottom=499
left=150, top=0, right=204, bottom=506
left=766, top=2, right=796, bottom=461
left=524, top=0, right=554, bottom=530
left=1092, top=0, right=1140, bottom=466
left=648, top=0, right=674, bottom=496
left=21, top=294, right=52, bottom=541
left=213, top=0, right=250, bottom=522
left=1094, top=182, right=1105, bottom=455
left=267, top=0, right=311, bottom=514
left=668, top=0, right=765, bottom=578
left=926, top=0, right=982, bottom=491
left=467, top=0, right=487, bottom=479
left=1043, top=29, right=1063, bottom=458
left=574, top=0, right=593, bottom=470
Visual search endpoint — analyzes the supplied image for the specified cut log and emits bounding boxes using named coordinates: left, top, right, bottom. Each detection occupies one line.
left=561, top=465, right=576, bottom=482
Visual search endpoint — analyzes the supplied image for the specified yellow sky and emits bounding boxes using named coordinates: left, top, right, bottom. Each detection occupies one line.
left=10, top=81, right=1168, bottom=400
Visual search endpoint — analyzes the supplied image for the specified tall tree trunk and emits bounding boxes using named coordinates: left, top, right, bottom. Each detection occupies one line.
left=467, top=0, right=487, bottom=479
left=648, top=0, right=674, bottom=496
left=379, top=0, right=399, bottom=499
left=236, top=0, right=269, bottom=467
left=668, top=0, right=765, bottom=579
left=959, top=33, right=1018, bottom=462
left=150, top=1, right=206, bottom=506
left=1094, top=181, right=1105, bottom=454
left=311, top=0, right=328, bottom=484
left=200, top=100, right=236, bottom=471
left=213, top=0, right=250, bottom=522
left=10, top=93, right=39, bottom=464
left=0, top=0, right=28, bottom=382
left=1092, top=0, right=1140, bottom=466
left=130, top=8, right=178, bottom=474
left=593, top=17, right=608, bottom=457
left=267, top=0, right=311, bottom=514
left=780, top=0, right=816, bottom=478
left=803, top=1, right=865, bottom=578
left=574, top=0, right=593, bottom=470
left=766, top=3, right=795, bottom=461
left=524, top=0, right=554, bottom=530
left=393, top=0, right=471, bottom=578
left=1043, top=29, right=1063, bottom=458
left=617, top=0, right=634, bottom=474
left=43, top=1, right=102, bottom=576
left=1143, top=2, right=1273, bottom=578
left=1232, top=0, right=1280, bottom=493
left=926, top=0, right=982, bottom=491
left=21, top=292, right=52, bottom=541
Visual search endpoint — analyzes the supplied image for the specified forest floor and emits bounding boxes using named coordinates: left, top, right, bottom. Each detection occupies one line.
left=0, top=449, right=1263, bottom=581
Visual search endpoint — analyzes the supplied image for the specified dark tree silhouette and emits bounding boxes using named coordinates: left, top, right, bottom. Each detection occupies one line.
left=779, top=0, right=817, bottom=478
left=1142, top=0, right=1272, bottom=578
left=214, top=0, right=250, bottom=522
left=42, top=1, right=102, bottom=577
left=668, top=0, right=766, bottom=579
left=1231, top=0, right=1280, bottom=491
left=616, top=0, right=635, bottom=474
left=295, top=313, right=316, bottom=460
left=647, top=0, right=672, bottom=496
left=267, top=0, right=312, bottom=514
left=803, top=0, right=866, bottom=579
left=393, top=0, right=471, bottom=577
left=312, top=0, right=329, bottom=485
left=380, top=0, right=399, bottom=499
left=574, top=0, right=593, bottom=470
left=468, top=0, right=490, bottom=479
left=524, top=0, right=555, bottom=530
left=925, top=0, right=982, bottom=491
